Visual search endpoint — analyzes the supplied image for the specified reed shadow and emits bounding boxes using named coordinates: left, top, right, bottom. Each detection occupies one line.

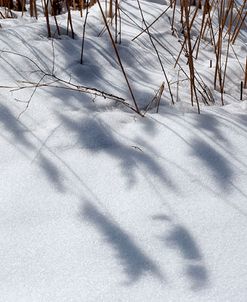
left=81, top=201, right=163, bottom=284
left=191, top=138, right=233, bottom=191
left=156, top=218, right=209, bottom=290
left=58, top=113, right=175, bottom=188
left=0, top=103, right=34, bottom=148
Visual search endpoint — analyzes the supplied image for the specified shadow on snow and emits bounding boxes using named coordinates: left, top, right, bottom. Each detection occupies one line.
left=81, top=201, right=163, bottom=285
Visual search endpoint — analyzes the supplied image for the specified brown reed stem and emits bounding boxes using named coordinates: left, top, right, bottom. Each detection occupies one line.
left=136, top=0, right=174, bottom=104
left=97, top=0, right=141, bottom=114
left=80, top=0, right=89, bottom=64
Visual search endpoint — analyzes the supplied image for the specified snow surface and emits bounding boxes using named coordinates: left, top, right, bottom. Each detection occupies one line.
left=0, top=1, right=247, bottom=301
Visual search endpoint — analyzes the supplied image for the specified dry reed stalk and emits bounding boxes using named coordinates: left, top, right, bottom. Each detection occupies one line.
left=174, top=41, right=185, bottom=68
left=30, top=0, right=38, bottom=18
left=189, top=4, right=200, bottom=27
left=201, top=0, right=218, bottom=43
left=204, top=4, right=217, bottom=51
left=97, top=0, right=141, bottom=114
left=109, top=0, right=113, bottom=18
left=240, top=81, right=243, bottom=100
left=50, top=0, right=60, bottom=33
left=43, top=0, right=51, bottom=37
left=222, top=3, right=232, bottom=92
left=79, top=0, right=83, bottom=17
left=80, top=0, right=89, bottom=64
left=121, top=7, right=212, bottom=106
left=221, top=0, right=233, bottom=29
left=156, top=82, right=164, bottom=113
left=143, top=82, right=164, bottom=114
left=0, top=11, right=5, bottom=18
left=195, top=0, right=211, bottom=58
left=132, top=4, right=172, bottom=42
left=231, top=0, right=246, bottom=43
left=115, top=0, right=118, bottom=43
left=176, top=68, right=180, bottom=102
left=224, top=0, right=240, bottom=37
left=230, top=44, right=245, bottom=74
left=66, top=0, right=75, bottom=38
left=174, top=5, right=200, bottom=67
left=225, top=0, right=234, bottom=36
left=136, top=0, right=174, bottom=104
left=22, top=0, right=26, bottom=15
left=213, top=0, right=224, bottom=104
left=183, top=0, right=200, bottom=113
left=117, top=2, right=122, bottom=44
left=30, top=0, right=34, bottom=17
left=171, top=0, right=176, bottom=31
left=34, top=0, right=38, bottom=18
left=231, top=11, right=247, bottom=44
left=244, top=57, right=247, bottom=89
left=53, top=15, right=61, bottom=35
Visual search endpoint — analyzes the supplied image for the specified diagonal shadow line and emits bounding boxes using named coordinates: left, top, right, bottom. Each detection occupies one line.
left=0, top=103, right=34, bottom=148
left=166, top=114, right=247, bottom=171
left=159, top=222, right=209, bottom=291
left=81, top=201, right=164, bottom=285
left=166, top=225, right=202, bottom=261
left=58, top=113, right=174, bottom=188
left=191, top=138, right=233, bottom=191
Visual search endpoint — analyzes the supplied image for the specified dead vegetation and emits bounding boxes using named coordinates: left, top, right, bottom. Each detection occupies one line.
left=0, top=0, right=246, bottom=115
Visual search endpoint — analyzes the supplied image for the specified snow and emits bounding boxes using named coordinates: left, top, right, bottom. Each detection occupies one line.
left=0, top=0, right=247, bottom=301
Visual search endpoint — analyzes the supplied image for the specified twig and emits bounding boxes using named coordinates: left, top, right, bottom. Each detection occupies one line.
left=0, top=49, right=143, bottom=116
left=17, top=73, right=47, bottom=119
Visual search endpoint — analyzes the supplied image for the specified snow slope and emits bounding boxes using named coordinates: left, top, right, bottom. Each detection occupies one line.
left=0, top=1, right=247, bottom=301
